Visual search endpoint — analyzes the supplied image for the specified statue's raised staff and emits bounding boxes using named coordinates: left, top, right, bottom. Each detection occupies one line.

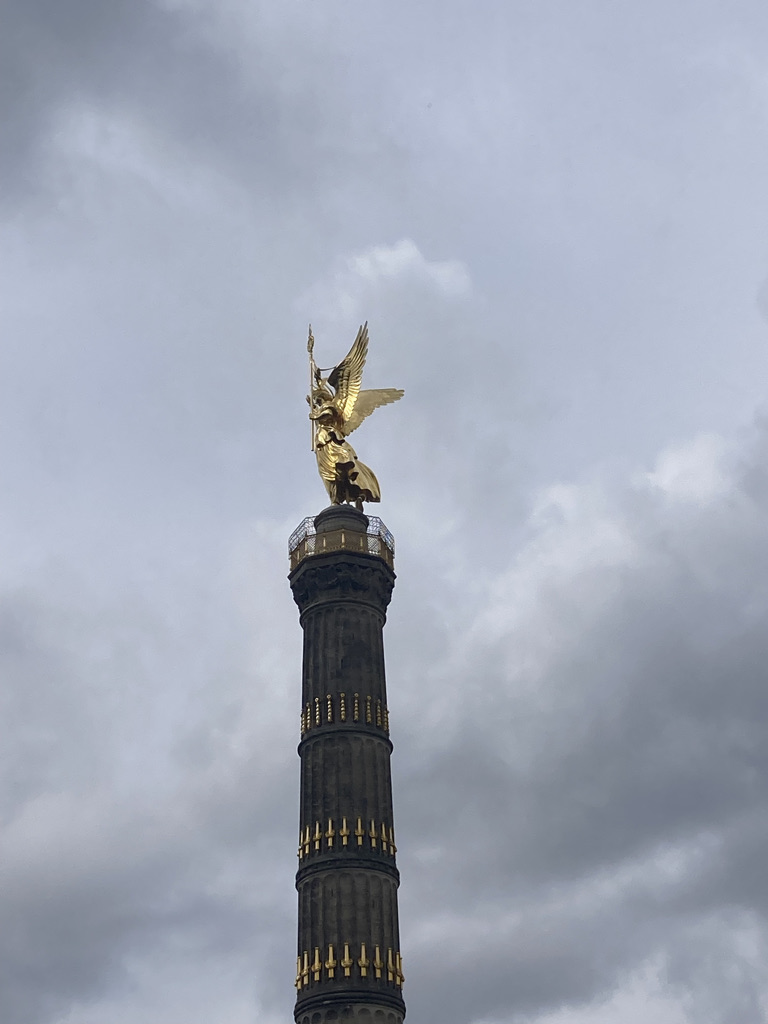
left=307, top=323, right=403, bottom=509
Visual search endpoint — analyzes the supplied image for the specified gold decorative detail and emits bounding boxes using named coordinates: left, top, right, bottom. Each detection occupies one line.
left=300, top=707, right=305, bottom=735
left=366, top=695, right=372, bottom=724
left=376, top=699, right=382, bottom=727
left=295, top=955, right=302, bottom=990
left=326, top=693, right=333, bottom=722
left=325, top=944, right=337, bottom=979
left=387, top=948, right=395, bottom=982
left=373, top=945, right=384, bottom=979
left=396, top=952, right=404, bottom=987
left=312, top=947, right=322, bottom=982
left=300, top=816, right=397, bottom=858
left=340, top=692, right=346, bottom=722
left=384, top=706, right=390, bottom=733
left=358, top=942, right=370, bottom=977
left=314, top=696, right=321, bottom=727
left=353, top=693, right=360, bottom=721
left=341, top=943, right=353, bottom=977
left=301, top=951, right=310, bottom=986
left=305, top=703, right=311, bottom=731
left=307, top=322, right=404, bottom=508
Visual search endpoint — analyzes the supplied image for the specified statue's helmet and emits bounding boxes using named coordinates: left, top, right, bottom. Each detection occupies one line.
left=312, top=381, right=334, bottom=406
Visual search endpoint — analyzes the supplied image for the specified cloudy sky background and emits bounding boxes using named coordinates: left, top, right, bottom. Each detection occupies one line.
left=3, top=1, right=768, bottom=1022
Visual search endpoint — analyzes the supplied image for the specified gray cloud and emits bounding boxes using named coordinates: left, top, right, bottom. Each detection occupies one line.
left=391, top=427, right=768, bottom=1023
left=2, top=1, right=768, bottom=1022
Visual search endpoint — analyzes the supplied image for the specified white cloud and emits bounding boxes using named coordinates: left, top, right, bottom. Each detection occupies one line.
left=297, top=238, right=472, bottom=329
left=644, top=433, right=729, bottom=504
left=349, top=239, right=471, bottom=296
left=4, top=1, right=768, bottom=1022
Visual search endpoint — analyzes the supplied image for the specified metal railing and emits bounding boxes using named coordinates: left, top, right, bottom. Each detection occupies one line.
left=289, top=515, right=395, bottom=570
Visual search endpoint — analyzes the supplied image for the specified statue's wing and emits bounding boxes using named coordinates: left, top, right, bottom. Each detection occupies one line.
left=328, top=322, right=368, bottom=423
left=344, top=388, right=404, bottom=435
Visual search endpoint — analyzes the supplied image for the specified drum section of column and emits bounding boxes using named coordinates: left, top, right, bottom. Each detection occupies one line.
left=290, top=509, right=404, bottom=1023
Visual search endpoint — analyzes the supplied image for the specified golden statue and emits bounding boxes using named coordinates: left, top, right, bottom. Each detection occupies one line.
left=307, top=323, right=403, bottom=508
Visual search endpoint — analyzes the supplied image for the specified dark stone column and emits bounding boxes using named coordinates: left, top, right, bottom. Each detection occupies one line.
left=289, top=506, right=405, bottom=1024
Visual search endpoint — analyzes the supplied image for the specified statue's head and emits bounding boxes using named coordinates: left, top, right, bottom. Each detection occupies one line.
left=310, top=401, right=334, bottom=422
left=311, top=379, right=334, bottom=407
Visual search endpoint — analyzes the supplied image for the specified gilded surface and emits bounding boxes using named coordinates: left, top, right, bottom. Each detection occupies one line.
left=307, top=324, right=403, bottom=507
left=295, top=942, right=403, bottom=989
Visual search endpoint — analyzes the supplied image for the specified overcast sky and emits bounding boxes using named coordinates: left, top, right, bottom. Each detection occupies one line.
left=2, top=2, right=768, bottom=1022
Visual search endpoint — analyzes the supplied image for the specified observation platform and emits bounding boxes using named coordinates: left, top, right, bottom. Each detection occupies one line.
left=289, top=507, right=395, bottom=571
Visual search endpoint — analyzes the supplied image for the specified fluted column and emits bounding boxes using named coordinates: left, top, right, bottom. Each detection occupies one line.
left=289, top=506, right=405, bottom=1024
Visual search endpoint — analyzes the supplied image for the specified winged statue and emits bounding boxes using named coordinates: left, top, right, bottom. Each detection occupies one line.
left=306, top=322, right=403, bottom=508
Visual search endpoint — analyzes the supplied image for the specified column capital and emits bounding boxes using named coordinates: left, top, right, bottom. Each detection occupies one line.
left=290, top=552, right=395, bottom=616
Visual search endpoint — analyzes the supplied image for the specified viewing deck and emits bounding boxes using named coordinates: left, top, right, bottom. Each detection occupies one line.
left=289, top=514, right=395, bottom=571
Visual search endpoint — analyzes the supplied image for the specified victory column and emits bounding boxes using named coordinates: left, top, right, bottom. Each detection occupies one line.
left=289, top=324, right=406, bottom=1024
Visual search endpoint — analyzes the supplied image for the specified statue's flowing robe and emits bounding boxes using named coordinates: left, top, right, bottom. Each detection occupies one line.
left=315, top=426, right=381, bottom=503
